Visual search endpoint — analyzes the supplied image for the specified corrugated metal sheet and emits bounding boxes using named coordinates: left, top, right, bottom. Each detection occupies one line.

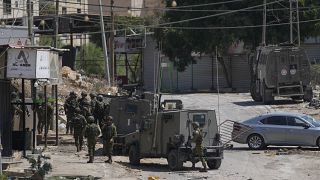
left=193, top=56, right=213, bottom=90
left=0, top=79, right=13, bottom=156
left=231, top=55, right=251, bottom=91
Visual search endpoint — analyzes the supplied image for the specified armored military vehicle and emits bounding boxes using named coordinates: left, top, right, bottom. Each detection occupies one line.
left=110, top=93, right=223, bottom=170
left=249, top=44, right=312, bottom=104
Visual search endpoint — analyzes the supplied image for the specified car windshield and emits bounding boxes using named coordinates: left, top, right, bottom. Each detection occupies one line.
left=302, top=115, right=320, bottom=127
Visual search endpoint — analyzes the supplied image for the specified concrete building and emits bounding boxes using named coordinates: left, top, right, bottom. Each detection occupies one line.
left=0, top=0, right=39, bottom=20
left=88, top=0, right=163, bottom=17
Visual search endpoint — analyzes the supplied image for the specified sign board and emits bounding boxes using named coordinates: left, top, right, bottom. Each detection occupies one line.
left=115, top=36, right=144, bottom=53
left=6, top=48, right=60, bottom=80
left=7, top=49, right=37, bottom=79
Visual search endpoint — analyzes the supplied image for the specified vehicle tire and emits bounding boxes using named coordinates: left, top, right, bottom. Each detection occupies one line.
left=317, top=137, right=320, bottom=148
left=167, top=150, right=183, bottom=171
left=250, top=81, right=262, bottom=102
left=129, top=145, right=140, bottom=165
left=207, top=159, right=222, bottom=170
left=291, top=96, right=303, bottom=101
left=262, top=82, right=274, bottom=105
left=247, top=134, right=265, bottom=150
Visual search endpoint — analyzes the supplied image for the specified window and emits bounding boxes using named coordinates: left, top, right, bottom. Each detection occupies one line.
left=62, top=7, right=67, bottom=14
left=126, top=104, right=137, bottom=113
left=3, top=0, right=12, bottom=15
left=77, top=9, right=81, bottom=13
left=193, top=114, right=206, bottom=127
left=15, top=1, right=18, bottom=8
left=287, top=117, right=306, bottom=127
left=77, top=0, right=81, bottom=2
left=260, top=116, right=287, bottom=125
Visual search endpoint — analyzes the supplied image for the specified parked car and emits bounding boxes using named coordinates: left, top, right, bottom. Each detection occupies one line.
left=232, top=112, right=320, bottom=149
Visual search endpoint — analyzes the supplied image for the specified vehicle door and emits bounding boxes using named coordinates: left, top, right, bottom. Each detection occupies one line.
left=260, top=116, right=289, bottom=144
left=286, top=116, right=314, bottom=146
left=277, top=51, right=301, bottom=84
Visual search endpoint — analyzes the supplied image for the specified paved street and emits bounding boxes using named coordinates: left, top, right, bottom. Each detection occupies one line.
left=42, top=93, right=320, bottom=180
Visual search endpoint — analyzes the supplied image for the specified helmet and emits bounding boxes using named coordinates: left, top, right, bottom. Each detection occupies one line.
left=106, top=116, right=113, bottom=121
left=192, top=122, right=199, bottom=128
left=75, top=107, right=81, bottom=113
left=97, top=95, right=103, bottom=101
left=89, top=93, right=96, bottom=98
left=81, top=92, right=87, bottom=97
left=87, top=116, right=95, bottom=123
left=11, top=92, right=18, bottom=98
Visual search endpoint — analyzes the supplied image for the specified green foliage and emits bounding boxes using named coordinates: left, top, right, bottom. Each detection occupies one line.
left=76, top=43, right=105, bottom=75
left=27, top=154, right=52, bottom=179
left=155, top=0, right=320, bottom=71
left=0, top=173, right=8, bottom=180
left=39, top=4, right=56, bottom=16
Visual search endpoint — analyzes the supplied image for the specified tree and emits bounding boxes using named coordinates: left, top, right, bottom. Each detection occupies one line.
left=155, top=0, right=320, bottom=86
left=76, top=43, right=104, bottom=75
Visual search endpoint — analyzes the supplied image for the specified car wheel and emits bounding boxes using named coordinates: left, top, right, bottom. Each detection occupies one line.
left=207, top=159, right=222, bottom=170
left=317, top=137, right=320, bottom=148
left=247, top=134, right=265, bottom=150
left=167, top=150, right=183, bottom=171
left=129, top=145, right=140, bottom=165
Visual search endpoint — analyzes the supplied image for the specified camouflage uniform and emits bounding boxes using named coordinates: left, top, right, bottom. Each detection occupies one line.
left=94, top=95, right=108, bottom=128
left=89, top=93, right=97, bottom=116
left=101, top=116, right=117, bottom=163
left=35, top=94, right=45, bottom=134
left=191, top=122, right=207, bottom=172
left=64, top=92, right=78, bottom=134
left=11, top=92, right=29, bottom=131
left=84, top=116, right=100, bottom=163
left=73, top=108, right=87, bottom=152
left=44, top=103, right=54, bottom=135
left=78, top=92, right=91, bottom=117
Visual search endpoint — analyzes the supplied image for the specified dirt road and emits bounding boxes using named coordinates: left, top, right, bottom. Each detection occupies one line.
left=45, top=93, right=320, bottom=180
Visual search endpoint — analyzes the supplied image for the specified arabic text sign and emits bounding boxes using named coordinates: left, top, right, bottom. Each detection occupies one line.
left=6, top=49, right=37, bottom=79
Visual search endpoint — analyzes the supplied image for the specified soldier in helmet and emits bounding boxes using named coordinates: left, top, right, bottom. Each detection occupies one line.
left=64, top=91, right=78, bottom=134
left=84, top=116, right=100, bottom=163
left=78, top=91, right=91, bottom=117
left=89, top=93, right=97, bottom=115
left=94, top=95, right=108, bottom=127
left=72, top=107, right=87, bottom=152
left=191, top=122, right=207, bottom=172
left=101, top=116, right=117, bottom=163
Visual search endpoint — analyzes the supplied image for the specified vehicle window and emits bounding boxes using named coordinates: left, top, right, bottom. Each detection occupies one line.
left=193, top=114, right=206, bottom=127
left=302, top=115, right=320, bottom=127
left=126, top=104, right=137, bottom=113
left=264, top=116, right=287, bottom=125
left=260, top=118, right=268, bottom=124
left=287, top=117, right=306, bottom=127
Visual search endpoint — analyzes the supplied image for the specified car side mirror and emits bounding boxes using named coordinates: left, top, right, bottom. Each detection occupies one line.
left=303, top=124, right=311, bottom=129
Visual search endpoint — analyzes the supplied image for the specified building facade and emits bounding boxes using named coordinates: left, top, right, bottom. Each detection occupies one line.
left=0, top=0, right=39, bottom=20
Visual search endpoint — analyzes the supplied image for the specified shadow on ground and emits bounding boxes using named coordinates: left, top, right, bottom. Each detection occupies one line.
left=116, top=161, right=208, bottom=173
left=233, top=99, right=301, bottom=107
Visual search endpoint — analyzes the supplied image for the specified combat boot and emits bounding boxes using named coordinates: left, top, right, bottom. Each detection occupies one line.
left=87, top=156, right=93, bottom=163
left=105, top=156, right=112, bottom=164
left=76, top=146, right=80, bottom=152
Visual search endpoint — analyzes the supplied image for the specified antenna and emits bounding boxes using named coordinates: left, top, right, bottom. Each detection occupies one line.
left=262, top=0, right=266, bottom=46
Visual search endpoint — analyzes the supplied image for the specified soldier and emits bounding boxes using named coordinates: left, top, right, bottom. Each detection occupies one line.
left=101, top=116, right=117, bottom=163
left=191, top=122, right=207, bottom=172
left=44, top=103, right=54, bottom=135
left=35, top=93, right=45, bottom=134
left=84, top=116, right=100, bottom=163
left=78, top=91, right=91, bottom=117
left=94, top=95, right=108, bottom=127
left=89, top=93, right=97, bottom=116
left=72, top=108, right=87, bottom=152
left=64, top=91, right=78, bottom=134
left=11, top=92, right=30, bottom=131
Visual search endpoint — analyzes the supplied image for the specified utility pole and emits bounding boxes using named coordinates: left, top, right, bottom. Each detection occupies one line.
left=296, top=0, right=301, bottom=46
left=27, top=0, right=33, bottom=45
left=289, top=0, right=293, bottom=44
left=54, top=0, right=59, bottom=48
left=99, top=0, right=111, bottom=85
left=110, top=0, right=115, bottom=84
left=262, top=0, right=266, bottom=46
